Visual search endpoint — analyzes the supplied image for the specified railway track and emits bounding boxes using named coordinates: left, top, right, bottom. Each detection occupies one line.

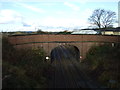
left=49, top=45, right=104, bottom=89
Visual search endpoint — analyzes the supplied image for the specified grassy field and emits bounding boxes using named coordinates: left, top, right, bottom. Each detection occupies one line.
left=2, top=36, right=54, bottom=88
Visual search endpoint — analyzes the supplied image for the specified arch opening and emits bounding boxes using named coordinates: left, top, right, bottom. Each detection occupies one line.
left=50, top=44, right=80, bottom=63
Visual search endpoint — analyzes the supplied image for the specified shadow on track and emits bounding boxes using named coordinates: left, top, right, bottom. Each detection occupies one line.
left=49, top=45, right=101, bottom=89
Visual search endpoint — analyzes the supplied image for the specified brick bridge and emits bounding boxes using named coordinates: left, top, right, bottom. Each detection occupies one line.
left=8, top=35, right=120, bottom=60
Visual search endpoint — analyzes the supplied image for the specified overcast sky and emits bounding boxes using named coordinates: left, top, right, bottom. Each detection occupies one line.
left=0, top=0, right=119, bottom=32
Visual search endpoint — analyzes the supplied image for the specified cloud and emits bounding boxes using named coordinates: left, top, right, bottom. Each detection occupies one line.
left=0, top=9, right=23, bottom=24
left=81, top=9, right=93, bottom=19
left=56, top=11, right=66, bottom=15
left=64, top=2, right=80, bottom=11
left=40, top=16, right=89, bottom=28
left=17, top=3, right=46, bottom=13
left=22, top=22, right=31, bottom=27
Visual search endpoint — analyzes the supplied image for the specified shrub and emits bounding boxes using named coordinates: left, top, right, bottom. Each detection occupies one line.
left=2, top=36, right=52, bottom=88
left=84, top=43, right=120, bottom=88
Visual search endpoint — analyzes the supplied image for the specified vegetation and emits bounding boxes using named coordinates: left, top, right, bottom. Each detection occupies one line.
left=81, top=43, right=120, bottom=88
left=2, top=31, right=37, bottom=36
left=56, top=30, right=72, bottom=34
left=2, top=36, right=53, bottom=88
left=88, top=9, right=116, bottom=29
left=37, top=29, right=50, bottom=34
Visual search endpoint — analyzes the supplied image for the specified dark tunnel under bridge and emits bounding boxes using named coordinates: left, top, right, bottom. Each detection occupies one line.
left=50, top=45, right=80, bottom=63
left=49, top=44, right=103, bottom=88
left=49, top=45, right=88, bottom=88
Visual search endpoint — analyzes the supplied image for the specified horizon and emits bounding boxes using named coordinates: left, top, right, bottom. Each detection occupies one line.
left=0, top=0, right=119, bottom=32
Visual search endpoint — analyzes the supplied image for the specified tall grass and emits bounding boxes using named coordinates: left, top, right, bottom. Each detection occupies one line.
left=2, top=36, right=53, bottom=88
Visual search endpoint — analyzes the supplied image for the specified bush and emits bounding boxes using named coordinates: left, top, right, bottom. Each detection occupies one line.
left=2, top=36, right=52, bottom=88
left=85, top=43, right=120, bottom=88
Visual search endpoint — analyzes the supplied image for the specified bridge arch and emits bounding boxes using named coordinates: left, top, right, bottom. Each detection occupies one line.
left=8, top=35, right=120, bottom=61
left=50, top=44, right=80, bottom=63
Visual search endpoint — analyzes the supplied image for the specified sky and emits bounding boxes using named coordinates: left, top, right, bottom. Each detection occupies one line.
left=0, top=0, right=119, bottom=32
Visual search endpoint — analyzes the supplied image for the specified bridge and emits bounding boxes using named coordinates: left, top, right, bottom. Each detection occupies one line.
left=8, top=34, right=120, bottom=60
left=7, top=34, right=120, bottom=88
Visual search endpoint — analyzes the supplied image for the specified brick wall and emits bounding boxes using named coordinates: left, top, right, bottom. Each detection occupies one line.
left=8, top=35, right=120, bottom=60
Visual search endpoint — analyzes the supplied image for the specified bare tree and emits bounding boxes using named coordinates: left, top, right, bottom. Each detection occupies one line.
left=88, top=9, right=116, bottom=29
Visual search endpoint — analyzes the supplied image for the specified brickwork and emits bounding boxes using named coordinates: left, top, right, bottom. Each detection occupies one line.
left=8, top=35, right=120, bottom=60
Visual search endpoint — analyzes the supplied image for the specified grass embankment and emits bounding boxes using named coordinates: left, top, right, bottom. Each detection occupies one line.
left=80, top=43, right=120, bottom=88
left=2, top=36, right=53, bottom=88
